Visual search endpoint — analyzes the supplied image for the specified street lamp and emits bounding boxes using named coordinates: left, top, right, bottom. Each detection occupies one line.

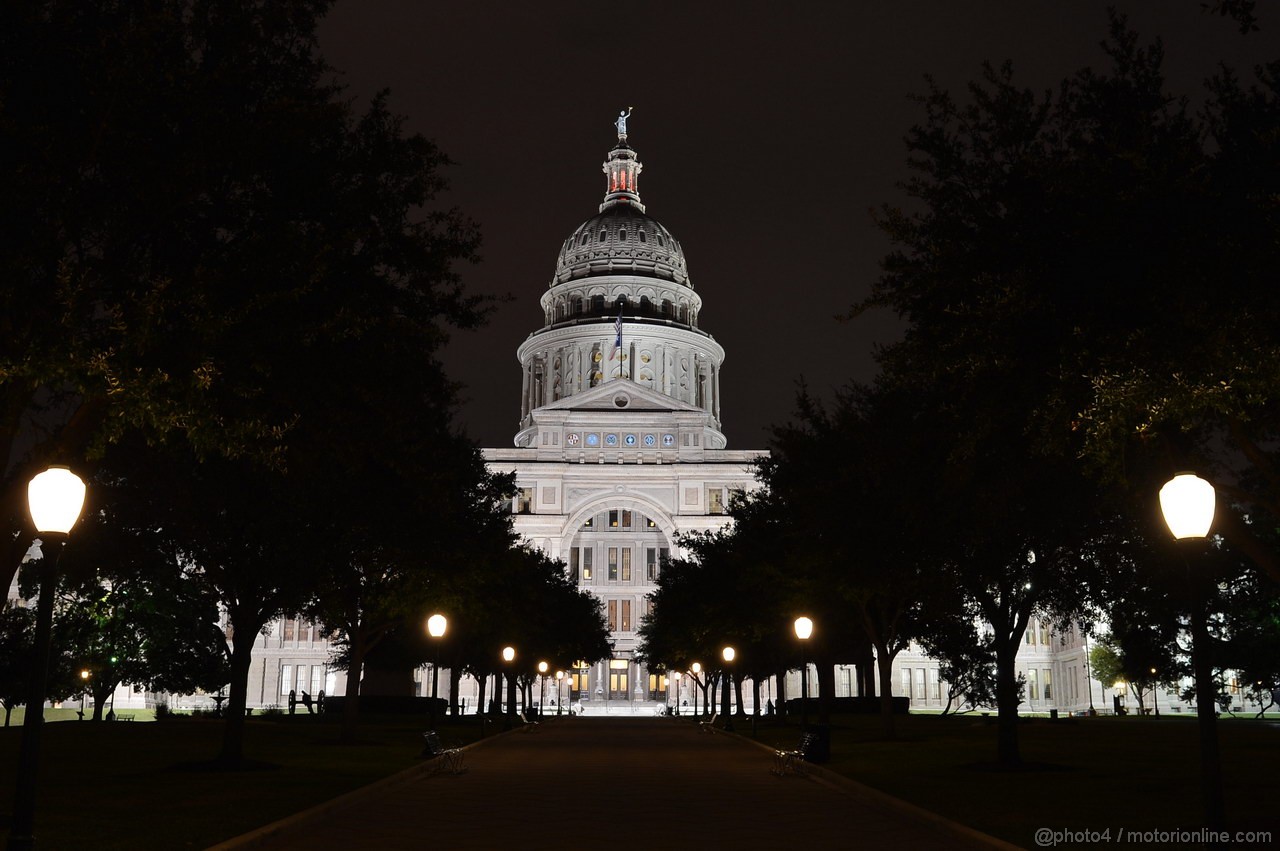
left=537, top=661, right=548, bottom=717
left=1159, top=471, right=1224, bottom=831
left=721, top=646, right=736, bottom=731
left=426, top=614, right=447, bottom=729
left=670, top=670, right=681, bottom=715
left=555, top=670, right=565, bottom=715
left=501, top=646, right=516, bottom=726
left=691, top=662, right=702, bottom=717
left=794, top=616, right=813, bottom=729
left=79, top=669, right=90, bottom=720
left=10, top=466, right=87, bottom=851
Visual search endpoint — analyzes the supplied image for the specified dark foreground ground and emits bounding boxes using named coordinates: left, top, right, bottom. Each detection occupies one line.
left=220, top=716, right=1003, bottom=850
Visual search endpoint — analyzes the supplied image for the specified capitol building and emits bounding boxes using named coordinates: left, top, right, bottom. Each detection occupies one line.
left=45, top=116, right=1250, bottom=721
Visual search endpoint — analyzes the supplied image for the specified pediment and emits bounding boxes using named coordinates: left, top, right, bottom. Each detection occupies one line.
left=536, top=380, right=704, bottom=415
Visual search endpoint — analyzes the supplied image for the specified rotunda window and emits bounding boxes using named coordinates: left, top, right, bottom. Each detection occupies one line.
left=619, top=229, right=627, bottom=241
left=599, top=228, right=607, bottom=242
left=638, top=230, right=647, bottom=243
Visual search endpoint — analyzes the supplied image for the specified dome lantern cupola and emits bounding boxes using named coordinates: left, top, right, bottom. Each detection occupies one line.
left=601, top=108, right=644, bottom=212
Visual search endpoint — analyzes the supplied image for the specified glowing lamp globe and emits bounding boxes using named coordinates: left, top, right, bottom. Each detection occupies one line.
left=426, top=613, right=448, bottom=638
left=671, top=671, right=681, bottom=682
left=794, top=616, right=814, bottom=640
left=691, top=662, right=702, bottom=674
left=502, top=646, right=515, bottom=662
left=556, top=670, right=564, bottom=680
left=28, top=466, right=86, bottom=535
left=722, top=646, right=735, bottom=663
left=1159, top=473, right=1216, bottom=539
left=538, top=661, right=548, bottom=674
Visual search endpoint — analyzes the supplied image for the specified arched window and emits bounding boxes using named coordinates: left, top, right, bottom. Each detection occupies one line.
left=615, top=295, right=630, bottom=312
left=572, top=296, right=584, bottom=316
left=639, top=296, right=652, bottom=315
left=598, top=228, right=607, bottom=242
left=638, top=229, right=647, bottom=243
left=619, top=229, right=627, bottom=241
left=661, top=299, right=673, bottom=319
left=591, top=294, right=606, bottom=314
left=657, top=234, right=665, bottom=247
left=581, top=232, right=590, bottom=246
left=679, top=303, right=690, bottom=323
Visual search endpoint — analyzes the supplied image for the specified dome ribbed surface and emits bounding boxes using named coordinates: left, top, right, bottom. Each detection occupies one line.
left=552, top=205, right=689, bottom=287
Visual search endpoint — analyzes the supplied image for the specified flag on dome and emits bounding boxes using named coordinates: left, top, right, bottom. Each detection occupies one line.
left=610, top=307, right=623, bottom=360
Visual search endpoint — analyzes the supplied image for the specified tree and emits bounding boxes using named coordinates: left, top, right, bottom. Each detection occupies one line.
left=859, top=12, right=1280, bottom=587
left=0, top=606, right=34, bottom=726
left=0, top=0, right=488, bottom=596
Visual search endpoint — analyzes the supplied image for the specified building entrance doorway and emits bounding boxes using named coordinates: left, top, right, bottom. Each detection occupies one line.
left=608, top=659, right=629, bottom=700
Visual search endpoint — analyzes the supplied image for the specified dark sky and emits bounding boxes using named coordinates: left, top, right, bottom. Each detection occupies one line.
left=316, top=2, right=1275, bottom=449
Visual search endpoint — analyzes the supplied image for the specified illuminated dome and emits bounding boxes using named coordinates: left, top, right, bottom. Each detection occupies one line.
left=553, top=205, right=689, bottom=286
left=516, top=113, right=725, bottom=450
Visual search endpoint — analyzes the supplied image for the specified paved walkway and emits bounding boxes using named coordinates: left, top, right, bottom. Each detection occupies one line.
left=222, top=717, right=1012, bottom=850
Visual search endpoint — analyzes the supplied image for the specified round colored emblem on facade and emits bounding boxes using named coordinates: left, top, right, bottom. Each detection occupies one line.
left=566, top=432, right=580, bottom=446
left=662, top=433, right=675, bottom=446
left=605, top=433, right=619, bottom=446
left=586, top=433, right=600, bottom=447
left=624, top=434, right=637, bottom=446
left=643, top=434, right=656, bottom=446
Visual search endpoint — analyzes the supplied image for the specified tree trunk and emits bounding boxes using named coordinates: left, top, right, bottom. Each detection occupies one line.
left=475, top=674, right=487, bottom=735
left=775, top=668, right=787, bottom=717
left=3, top=704, right=10, bottom=726
left=994, top=636, right=1022, bottom=766
left=855, top=642, right=876, bottom=697
left=733, top=673, right=746, bottom=716
left=340, top=627, right=366, bottom=744
left=720, top=673, right=731, bottom=717
left=875, top=643, right=897, bottom=739
left=448, top=666, right=462, bottom=717
left=816, top=652, right=836, bottom=724
left=751, top=677, right=761, bottom=717
left=505, top=671, right=516, bottom=718
left=218, top=633, right=257, bottom=765
left=91, top=680, right=115, bottom=721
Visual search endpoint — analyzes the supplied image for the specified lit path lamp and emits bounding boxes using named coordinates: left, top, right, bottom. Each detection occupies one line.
left=426, top=614, right=447, bottom=729
left=721, top=646, right=736, bottom=732
left=670, top=670, right=680, bottom=715
left=10, top=466, right=87, bottom=851
left=794, top=616, right=814, bottom=729
left=501, top=646, right=516, bottom=727
left=1159, top=472, right=1225, bottom=832
left=78, top=670, right=90, bottom=720
left=537, top=661, right=548, bottom=717
left=691, top=662, right=702, bottom=717
left=555, top=670, right=565, bottom=715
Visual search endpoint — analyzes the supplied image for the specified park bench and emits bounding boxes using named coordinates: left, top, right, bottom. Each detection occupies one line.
left=771, top=731, right=820, bottom=777
left=519, top=710, right=540, bottom=732
left=420, top=731, right=466, bottom=775
left=697, top=711, right=718, bottom=733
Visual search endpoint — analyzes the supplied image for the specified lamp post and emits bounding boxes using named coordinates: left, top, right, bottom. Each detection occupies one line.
left=794, top=616, right=813, bottom=729
left=501, top=646, right=516, bottom=727
left=537, top=661, right=548, bottom=717
left=670, top=670, right=681, bottom=715
left=721, top=646, right=736, bottom=732
left=426, top=613, right=447, bottom=729
left=691, top=662, right=702, bottom=717
left=1159, top=472, right=1225, bottom=831
left=78, top=670, right=90, bottom=720
left=555, top=671, right=565, bottom=715
left=10, top=466, right=87, bottom=851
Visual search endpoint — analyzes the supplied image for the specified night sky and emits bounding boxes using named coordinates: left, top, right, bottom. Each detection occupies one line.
left=316, top=2, right=1275, bottom=449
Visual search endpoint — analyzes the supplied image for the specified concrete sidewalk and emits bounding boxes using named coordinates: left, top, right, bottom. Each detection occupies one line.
left=216, top=717, right=1018, bottom=850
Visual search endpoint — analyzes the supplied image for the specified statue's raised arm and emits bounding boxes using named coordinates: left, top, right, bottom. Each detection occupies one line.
left=615, top=107, right=633, bottom=138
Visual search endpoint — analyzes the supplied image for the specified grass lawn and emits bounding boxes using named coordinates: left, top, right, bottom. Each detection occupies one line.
left=746, top=712, right=1280, bottom=849
left=0, top=711, right=489, bottom=849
